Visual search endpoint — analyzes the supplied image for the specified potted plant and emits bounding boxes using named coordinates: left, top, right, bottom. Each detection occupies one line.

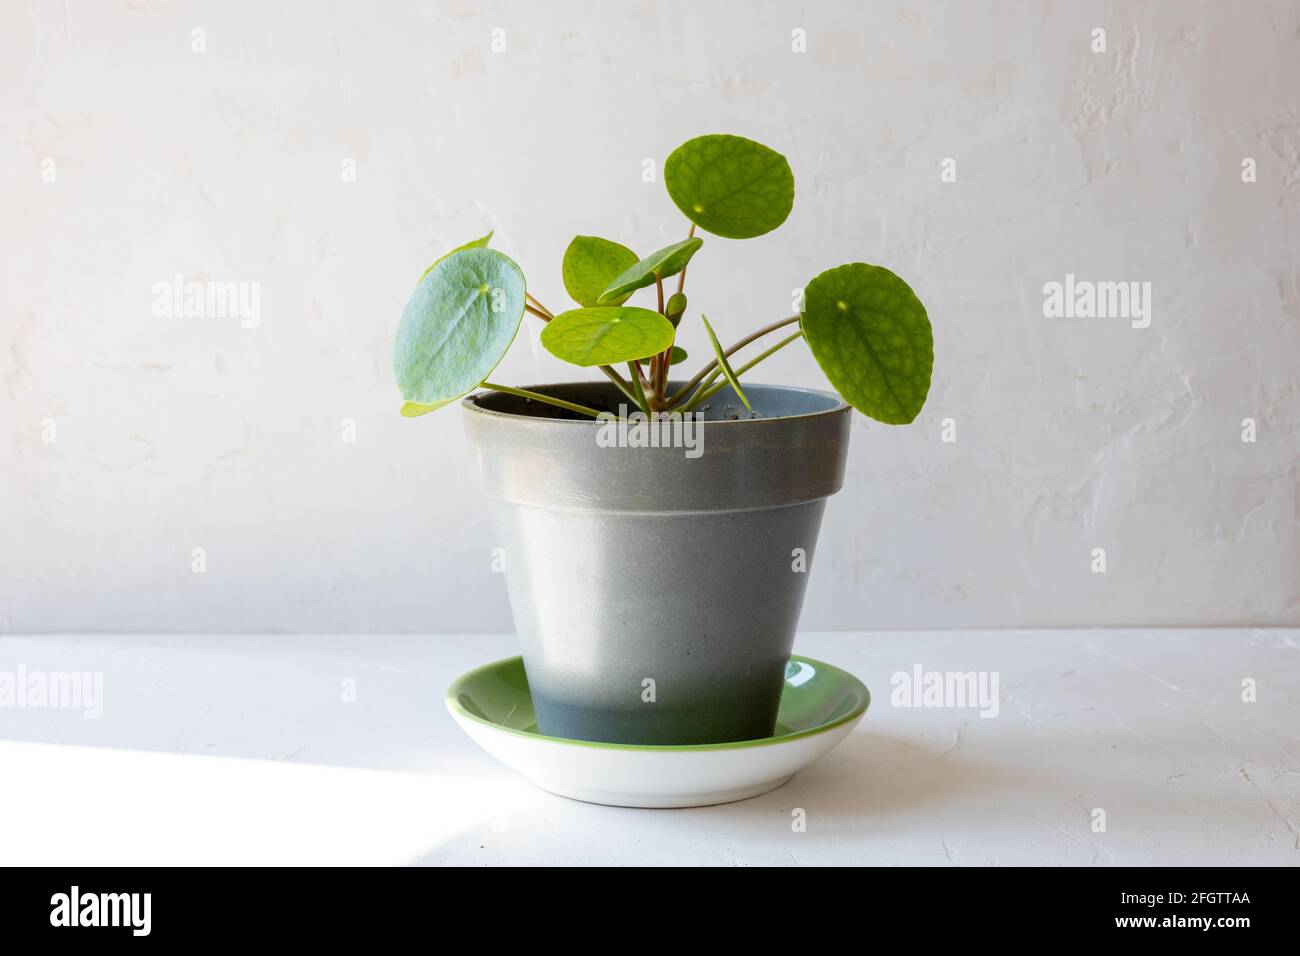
left=396, top=134, right=933, bottom=746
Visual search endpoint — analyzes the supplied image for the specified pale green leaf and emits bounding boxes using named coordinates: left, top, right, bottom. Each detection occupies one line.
left=400, top=400, right=454, bottom=418
left=394, top=247, right=526, bottom=406
left=419, top=230, right=493, bottom=281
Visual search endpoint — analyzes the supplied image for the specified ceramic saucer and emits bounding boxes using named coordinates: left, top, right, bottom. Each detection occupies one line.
left=446, top=655, right=869, bottom=808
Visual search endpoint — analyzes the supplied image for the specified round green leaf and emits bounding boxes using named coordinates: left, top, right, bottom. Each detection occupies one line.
left=596, top=237, right=703, bottom=304
left=394, top=247, right=526, bottom=405
left=419, top=230, right=493, bottom=281
left=562, top=236, right=639, bottom=308
left=664, top=134, right=794, bottom=239
left=541, top=307, right=675, bottom=366
left=800, top=263, right=933, bottom=425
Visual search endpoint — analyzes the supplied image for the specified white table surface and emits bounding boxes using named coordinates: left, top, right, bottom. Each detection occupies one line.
left=0, top=630, right=1296, bottom=866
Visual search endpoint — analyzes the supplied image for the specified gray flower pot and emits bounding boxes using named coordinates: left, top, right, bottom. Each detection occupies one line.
left=462, top=381, right=851, bottom=745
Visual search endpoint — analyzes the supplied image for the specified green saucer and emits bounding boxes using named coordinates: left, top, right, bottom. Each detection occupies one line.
left=446, top=655, right=870, bottom=807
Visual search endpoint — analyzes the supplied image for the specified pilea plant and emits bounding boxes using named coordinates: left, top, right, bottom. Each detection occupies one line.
left=395, top=133, right=934, bottom=423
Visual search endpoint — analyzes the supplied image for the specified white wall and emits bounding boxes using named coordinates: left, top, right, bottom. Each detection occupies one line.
left=1, top=0, right=1296, bottom=633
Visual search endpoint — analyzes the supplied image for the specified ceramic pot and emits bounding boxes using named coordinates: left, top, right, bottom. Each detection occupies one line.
left=462, top=381, right=850, bottom=745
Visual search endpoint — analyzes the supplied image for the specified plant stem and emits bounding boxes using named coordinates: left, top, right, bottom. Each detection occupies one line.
left=652, top=275, right=676, bottom=399
left=599, top=365, right=641, bottom=408
left=480, top=382, right=608, bottom=420
left=653, top=222, right=697, bottom=400
left=523, top=296, right=637, bottom=409
left=690, top=366, right=724, bottom=402
left=676, top=223, right=696, bottom=295
left=666, top=314, right=801, bottom=408
left=678, top=330, right=805, bottom=413
left=651, top=275, right=666, bottom=401
left=626, top=362, right=651, bottom=414
left=525, top=293, right=554, bottom=318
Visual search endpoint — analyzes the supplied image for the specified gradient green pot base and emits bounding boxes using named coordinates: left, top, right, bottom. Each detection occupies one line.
left=447, top=655, right=869, bottom=751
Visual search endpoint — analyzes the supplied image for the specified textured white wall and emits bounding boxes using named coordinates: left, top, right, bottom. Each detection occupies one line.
left=1, top=0, right=1296, bottom=633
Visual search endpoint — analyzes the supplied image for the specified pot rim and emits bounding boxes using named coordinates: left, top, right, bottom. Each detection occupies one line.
left=461, top=381, right=850, bottom=425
